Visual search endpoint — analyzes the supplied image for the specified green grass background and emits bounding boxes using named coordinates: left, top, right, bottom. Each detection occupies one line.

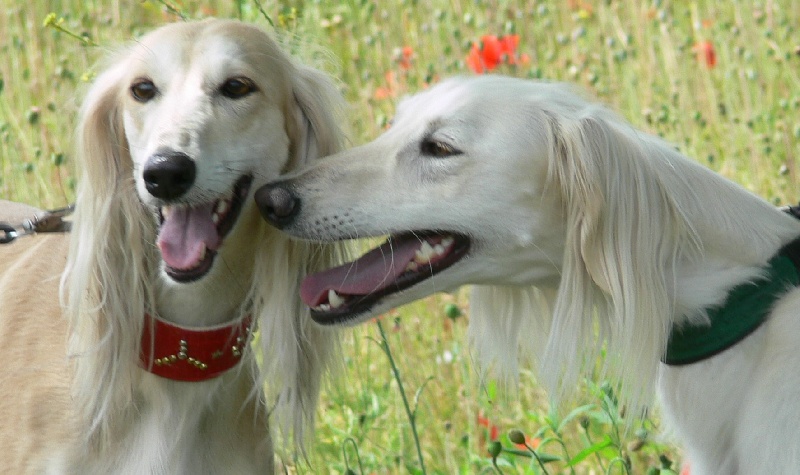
left=2, top=1, right=799, bottom=473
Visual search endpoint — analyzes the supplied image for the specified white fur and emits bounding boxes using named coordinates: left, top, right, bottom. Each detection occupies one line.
left=0, top=19, right=347, bottom=474
left=266, top=76, right=800, bottom=474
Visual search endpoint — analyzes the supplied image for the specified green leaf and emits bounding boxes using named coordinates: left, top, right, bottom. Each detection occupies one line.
left=566, top=434, right=613, bottom=467
left=557, top=404, right=595, bottom=432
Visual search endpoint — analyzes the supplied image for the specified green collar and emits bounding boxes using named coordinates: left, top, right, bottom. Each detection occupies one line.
left=663, top=252, right=800, bottom=366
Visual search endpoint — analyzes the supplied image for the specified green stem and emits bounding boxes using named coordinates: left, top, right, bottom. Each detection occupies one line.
left=525, top=444, right=551, bottom=475
left=251, top=0, right=276, bottom=26
left=341, top=437, right=365, bottom=474
left=153, top=0, right=187, bottom=20
left=581, top=427, right=608, bottom=472
left=605, top=457, right=631, bottom=475
left=42, top=13, right=98, bottom=47
left=375, top=320, right=427, bottom=474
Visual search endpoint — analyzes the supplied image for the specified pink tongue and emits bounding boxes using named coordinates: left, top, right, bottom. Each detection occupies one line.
left=300, top=238, right=421, bottom=307
left=156, top=204, right=221, bottom=270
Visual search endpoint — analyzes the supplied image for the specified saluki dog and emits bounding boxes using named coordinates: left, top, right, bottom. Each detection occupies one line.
left=0, top=19, right=347, bottom=473
left=257, top=76, right=800, bottom=474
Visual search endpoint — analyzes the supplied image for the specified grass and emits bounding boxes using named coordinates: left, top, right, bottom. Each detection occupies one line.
left=2, top=0, right=799, bottom=473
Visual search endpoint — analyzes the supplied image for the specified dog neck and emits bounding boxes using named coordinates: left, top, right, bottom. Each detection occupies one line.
left=664, top=207, right=800, bottom=364
left=139, top=313, right=253, bottom=381
left=666, top=239, right=800, bottom=365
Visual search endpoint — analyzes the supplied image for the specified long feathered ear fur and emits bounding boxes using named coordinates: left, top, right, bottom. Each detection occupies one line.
left=63, top=56, right=158, bottom=446
left=542, top=106, right=701, bottom=412
left=251, top=62, right=349, bottom=451
left=470, top=101, right=703, bottom=415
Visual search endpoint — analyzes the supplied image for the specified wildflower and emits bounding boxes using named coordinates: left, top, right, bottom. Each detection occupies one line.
left=477, top=410, right=490, bottom=428
left=435, top=349, right=453, bottom=364
left=500, top=35, right=520, bottom=64
left=373, top=71, right=398, bottom=100
left=465, top=44, right=486, bottom=73
left=693, top=41, right=716, bottom=68
left=568, top=1, right=593, bottom=14
left=395, top=46, right=414, bottom=70
left=489, top=424, right=499, bottom=441
left=466, top=34, right=524, bottom=74
left=476, top=410, right=500, bottom=442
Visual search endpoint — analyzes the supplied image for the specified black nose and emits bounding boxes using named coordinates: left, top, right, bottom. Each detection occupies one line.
left=254, top=182, right=300, bottom=228
left=143, top=151, right=196, bottom=200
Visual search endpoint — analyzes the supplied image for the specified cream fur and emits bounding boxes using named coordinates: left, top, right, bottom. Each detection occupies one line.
left=260, top=76, right=800, bottom=474
left=0, top=19, right=347, bottom=474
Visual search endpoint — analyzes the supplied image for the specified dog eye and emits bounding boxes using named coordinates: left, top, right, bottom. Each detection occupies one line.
left=220, top=77, right=256, bottom=99
left=130, top=79, right=158, bottom=103
left=420, top=139, right=461, bottom=158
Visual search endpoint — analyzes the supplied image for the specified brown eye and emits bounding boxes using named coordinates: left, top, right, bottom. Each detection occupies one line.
left=130, top=79, right=157, bottom=102
left=220, top=77, right=256, bottom=99
left=420, top=139, right=461, bottom=158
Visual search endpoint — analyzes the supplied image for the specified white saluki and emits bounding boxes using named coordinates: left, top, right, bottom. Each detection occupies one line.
left=256, top=76, right=800, bottom=474
left=0, top=19, right=347, bottom=474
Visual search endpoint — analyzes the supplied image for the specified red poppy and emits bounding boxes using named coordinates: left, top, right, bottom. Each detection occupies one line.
left=373, top=71, right=398, bottom=100
left=489, top=424, right=499, bottom=441
left=466, top=44, right=486, bottom=73
left=481, top=35, right=503, bottom=69
left=500, top=34, right=519, bottom=63
left=477, top=410, right=490, bottom=428
left=476, top=410, right=500, bottom=443
left=466, top=34, right=524, bottom=73
left=398, top=46, right=414, bottom=70
left=693, top=41, right=716, bottom=68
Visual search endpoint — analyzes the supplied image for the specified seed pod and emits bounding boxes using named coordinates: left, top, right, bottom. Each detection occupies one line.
left=488, top=440, right=502, bottom=458
left=508, top=429, right=526, bottom=445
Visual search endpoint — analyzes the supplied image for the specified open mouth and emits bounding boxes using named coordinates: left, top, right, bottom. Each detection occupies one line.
left=301, top=232, right=470, bottom=324
left=156, top=175, right=253, bottom=283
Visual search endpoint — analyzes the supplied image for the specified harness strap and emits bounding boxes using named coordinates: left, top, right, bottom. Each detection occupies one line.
left=663, top=205, right=800, bottom=366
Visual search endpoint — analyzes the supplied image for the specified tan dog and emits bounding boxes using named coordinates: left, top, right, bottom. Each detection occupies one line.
left=0, top=20, right=347, bottom=473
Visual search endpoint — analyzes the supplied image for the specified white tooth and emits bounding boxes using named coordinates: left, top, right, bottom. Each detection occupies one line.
left=441, top=236, right=454, bottom=248
left=216, top=200, right=229, bottom=215
left=405, top=261, right=419, bottom=272
left=420, top=240, right=434, bottom=256
left=328, top=289, right=344, bottom=309
left=414, top=241, right=435, bottom=263
left=198, top=244, right=206, bottom=261
left=162, top=206, right=172, bottom=219
left=434, top=244, right=445, bottom=256
left=319, top=303, right=331, bottom=312
left=211, top=213, right=220, bottom=225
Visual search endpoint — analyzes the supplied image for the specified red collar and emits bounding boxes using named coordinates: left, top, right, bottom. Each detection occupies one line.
left=139, top=313, right=253, bottom=382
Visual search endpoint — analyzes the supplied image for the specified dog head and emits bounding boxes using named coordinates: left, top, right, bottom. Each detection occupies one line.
left=255, top=77, right=590, bottom=324
left=76, top=19, right=342, bottom=284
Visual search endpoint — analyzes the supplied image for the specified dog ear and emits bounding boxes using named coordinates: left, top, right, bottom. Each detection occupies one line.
left=543, top=108, right=694, bottom=411
left=254, top=62, right=349, bottom=451
left=287, top=64, right=346, bottom=168
left=65, top=57, right=157, bottom=444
